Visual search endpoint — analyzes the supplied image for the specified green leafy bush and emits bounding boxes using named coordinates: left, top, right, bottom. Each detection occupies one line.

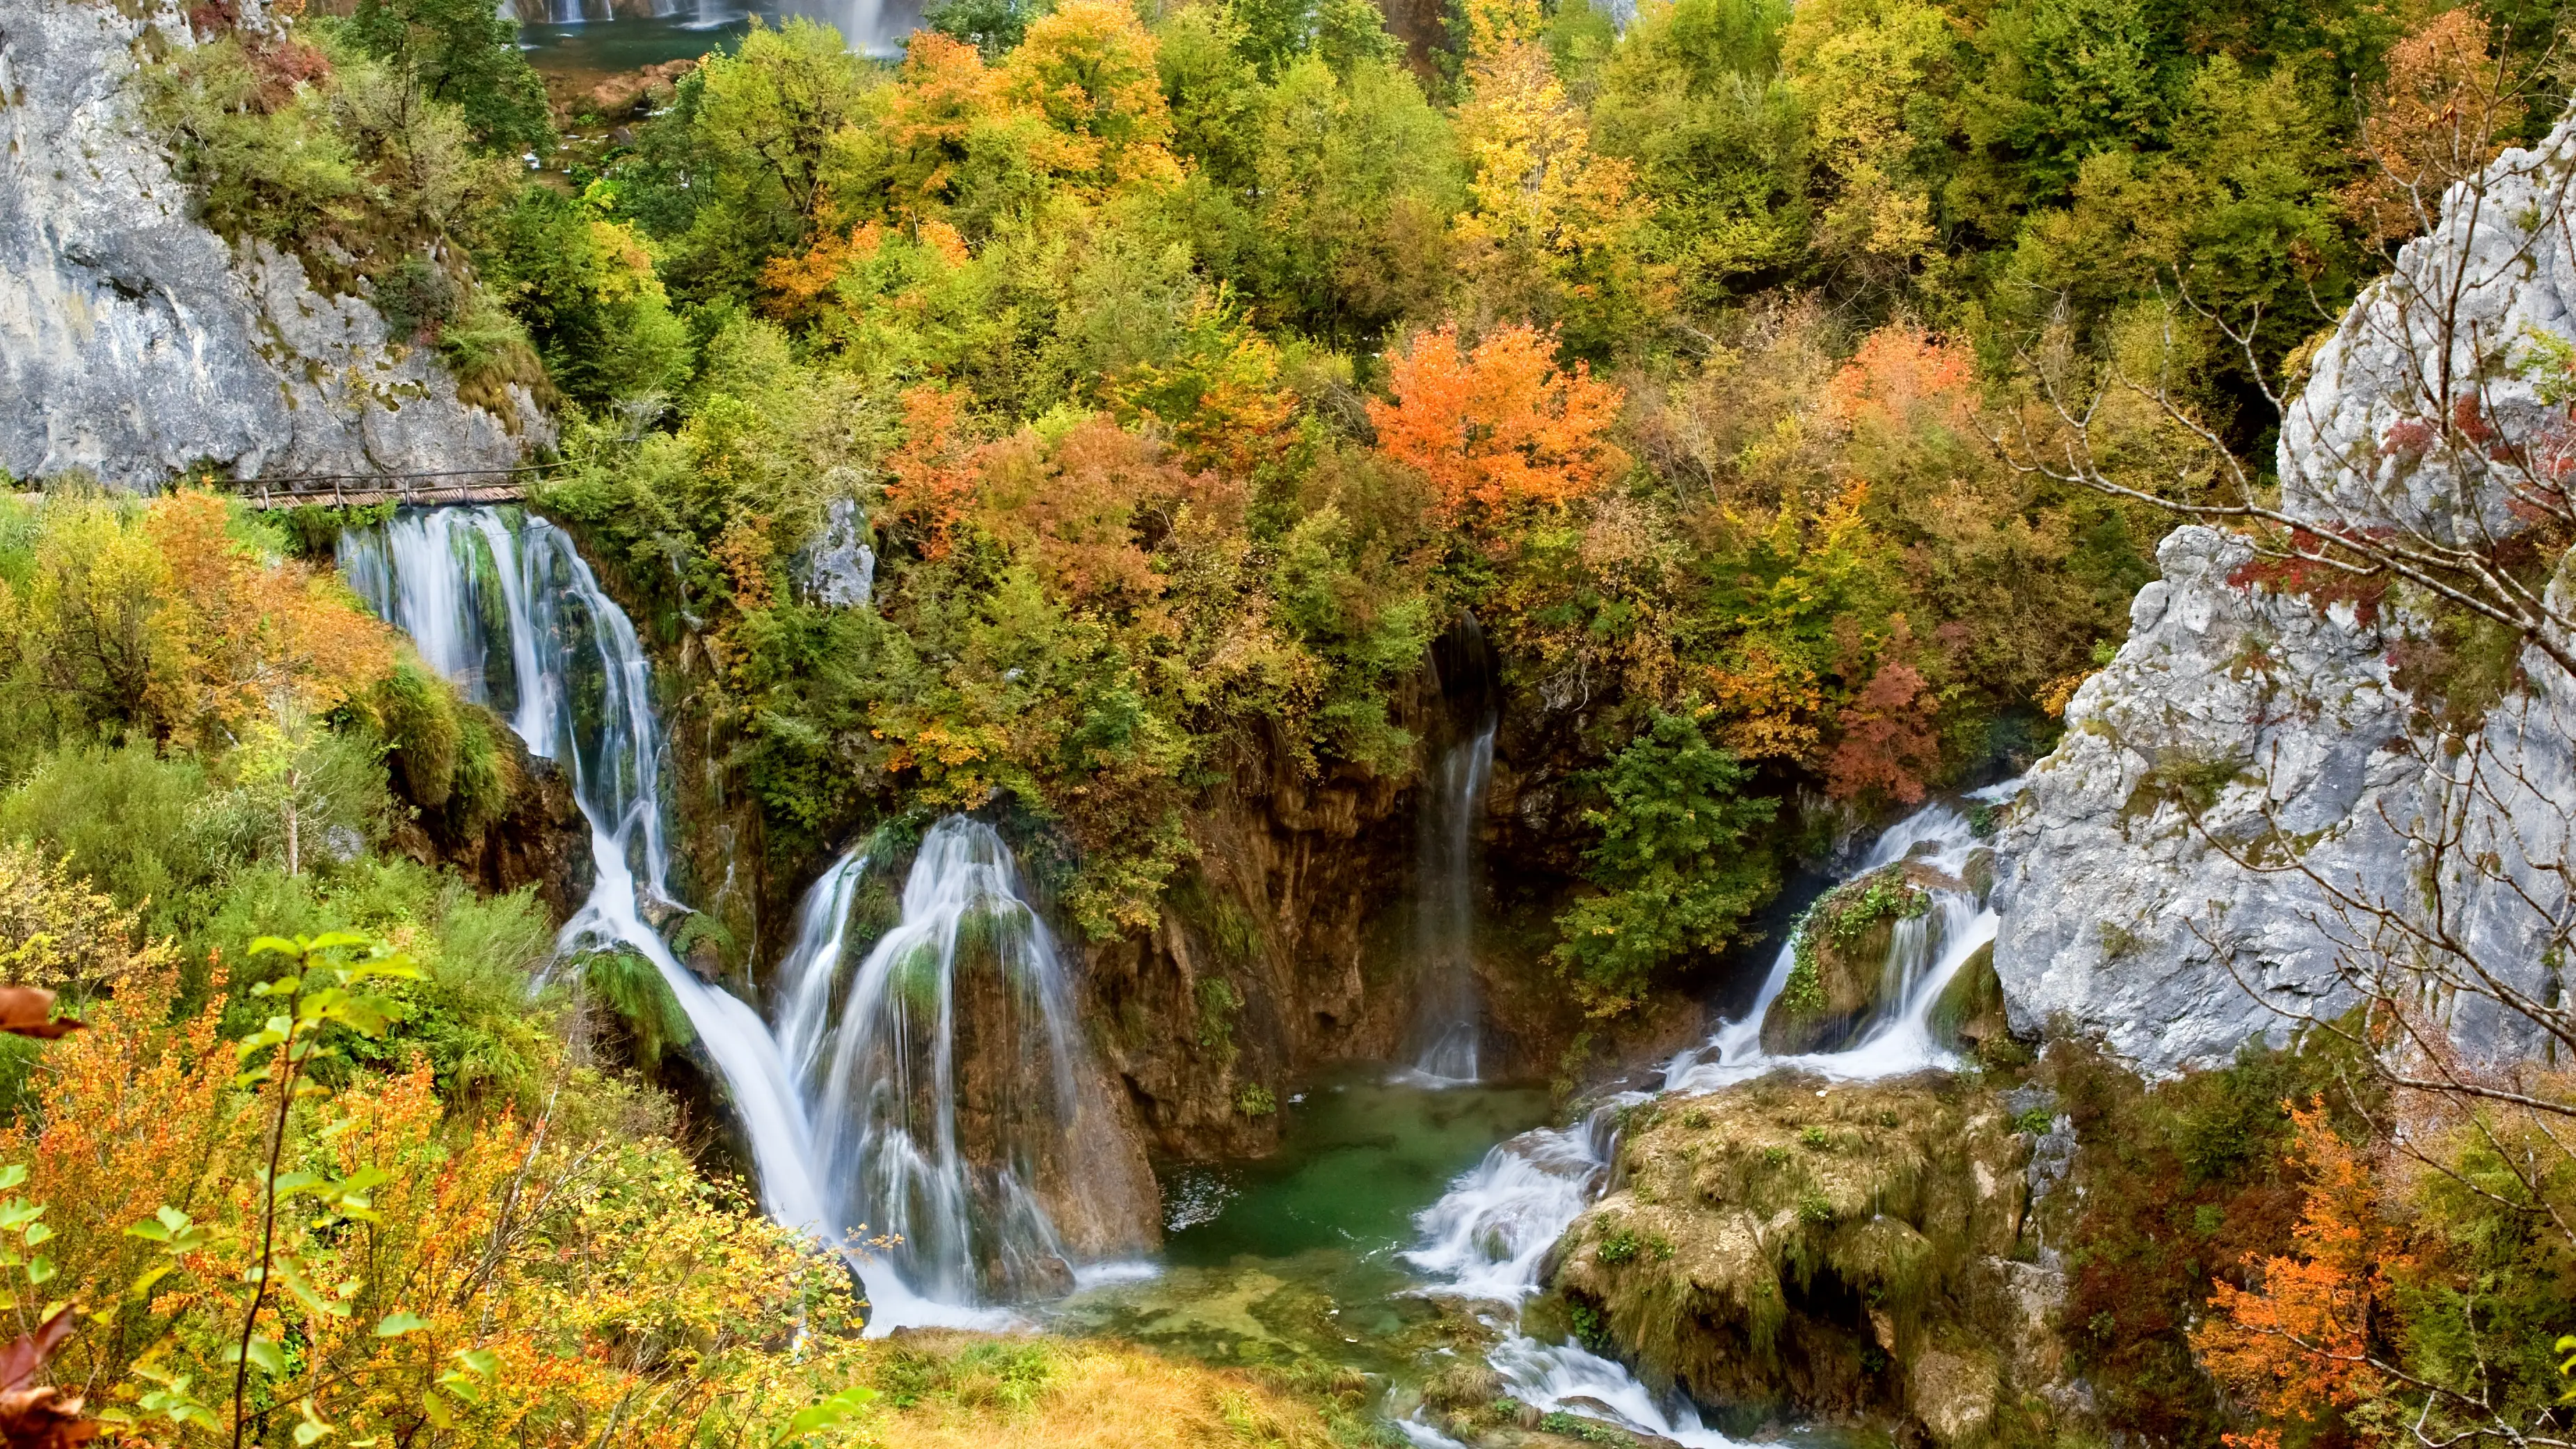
left=1552, top=706, right=1779, bottom=1015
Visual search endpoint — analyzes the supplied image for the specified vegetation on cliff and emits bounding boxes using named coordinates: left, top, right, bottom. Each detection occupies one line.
left=125, top=0, right=2570, bottom=1017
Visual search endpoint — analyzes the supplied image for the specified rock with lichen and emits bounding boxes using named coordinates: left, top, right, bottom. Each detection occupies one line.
left=1543, top=1072, right=2071, bottom=1447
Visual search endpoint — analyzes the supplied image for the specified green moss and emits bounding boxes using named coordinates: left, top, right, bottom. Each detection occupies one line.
left=578, top=946, right=696, bottom=1069
left=1196, top=974, right=1243, bottom=1060
left=2123, top=750, right=2251, bottom=820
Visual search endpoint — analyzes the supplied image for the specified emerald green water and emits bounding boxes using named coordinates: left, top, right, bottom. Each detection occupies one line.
left=1046, top=1067, right=1550, bottom=1371
left=519, top=17, right=748, bottom=81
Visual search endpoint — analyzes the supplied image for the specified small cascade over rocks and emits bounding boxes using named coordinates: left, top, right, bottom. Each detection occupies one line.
left=1404, top=615, right=1502, bottom=1084
left=770, top=823, right=1159, bottom=1317
left=344, top=505, right=1151, bottom=1336
left=1667, top=797, right=2002, bottom=1091
left=1398, top=791, right=2012, bottom=1446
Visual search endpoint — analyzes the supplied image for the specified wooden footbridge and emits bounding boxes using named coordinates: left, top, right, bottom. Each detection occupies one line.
left=234, top=463, right=565, bottom=509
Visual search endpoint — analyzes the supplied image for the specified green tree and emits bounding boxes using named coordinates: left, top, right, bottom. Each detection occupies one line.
left=1591, top=0, right=1811, bottom=307
left=482, top=184, right=695, bottom=411
left=341, top=0, right=555, bottom=156
left=1553, top=706, right=1779, bottom=1016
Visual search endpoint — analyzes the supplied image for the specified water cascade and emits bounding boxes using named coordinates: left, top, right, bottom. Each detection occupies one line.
left=1399, top=795, right=2007, bottom=1446
left=1406, top=617, right=1502, bottom=1083
left=348, top=506, right=1151, bottom=1332
left=344, top=507, right=833, bottom=1236
left=500, top=0, right=916, bottom=58
left=769, top=823, right=1158, bottom=1320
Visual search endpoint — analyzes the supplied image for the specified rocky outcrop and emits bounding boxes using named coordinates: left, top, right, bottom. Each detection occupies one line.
left=390, top=724, right=594, bottom=923
left=0, top=0, right=541, bottom=489
left=1083, top=756, right=1417, bottom=1160
left=1543, top=1073, right=2069, bottom=1446
left=1760, top=863, right=1946, bottom=1056
left=1997, top=113, right=2576, bottom=1075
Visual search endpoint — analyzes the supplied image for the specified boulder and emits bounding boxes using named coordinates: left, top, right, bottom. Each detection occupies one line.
left=1546, top=1072, right=2069, bottom=1443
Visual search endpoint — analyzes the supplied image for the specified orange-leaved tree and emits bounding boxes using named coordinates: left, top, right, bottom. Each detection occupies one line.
left=1367, top=322, right=1626, bottom=527
left=2193, top=1103, right=2415, bottom=1446
left=145, top=490, right=395, bottom=749
left=7, top=933, right=877, bottom=1448
left=2339, top=7, right=2516, bottom=249
left=883, top=384, right=989, bottom=559
left=1823, top=322, right=1977, bottom=436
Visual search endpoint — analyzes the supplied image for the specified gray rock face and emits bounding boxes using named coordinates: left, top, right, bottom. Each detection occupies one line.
left=797, top=497, right=876, bottom=608
left=1996, top=114, right=2576, bottom=1075
left=0, top=0, right=544, bottom=489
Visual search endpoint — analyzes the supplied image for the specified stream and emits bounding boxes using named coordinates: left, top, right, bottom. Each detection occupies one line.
left=344, top=502, right=2009, bottom=1446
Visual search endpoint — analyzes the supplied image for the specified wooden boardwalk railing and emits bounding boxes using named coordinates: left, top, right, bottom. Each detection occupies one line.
left=236, top=464, right=561, bottom=509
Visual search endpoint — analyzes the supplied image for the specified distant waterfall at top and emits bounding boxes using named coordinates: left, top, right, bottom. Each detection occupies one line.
left=498, top=0, right=919, bottom=57
left=770, top=823, right=1155, bottom=1319
left=1405, top=616, right=1501, bottom=1084
left=1399, top=793, right=2011, bottom=1447
left=343, top=506, right=1152, bottom=1333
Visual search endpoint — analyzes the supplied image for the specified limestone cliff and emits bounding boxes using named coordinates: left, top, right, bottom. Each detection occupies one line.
left=0, top=0, right=541, bottom=488
left=1996, top=113, right=2576, bottom=1075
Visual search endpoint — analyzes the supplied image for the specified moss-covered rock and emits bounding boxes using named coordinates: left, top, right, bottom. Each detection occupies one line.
left=1548, top=1072, right=2066, bottom=1447
left=1762, top=864, right=1948, bottom=1055
left=1927, top=944, right=2019, bottom=1064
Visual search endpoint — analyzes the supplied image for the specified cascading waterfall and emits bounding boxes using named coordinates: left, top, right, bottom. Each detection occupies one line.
left=770, top=821, right=1147, bottom=1323
left=1663, top=798, right=2003, bottom=1091
left=497, top=0, right=913, bottom=52
left=1405, top=615, right=1502, bottom=1084
left=1406, top=722, right=1495, bottom=1082
left=343, top=506, right=832, bottom=1260
left=347, top=506, right=1143, bottom=1333
left=1399, top=792, right=2011, bottom=1447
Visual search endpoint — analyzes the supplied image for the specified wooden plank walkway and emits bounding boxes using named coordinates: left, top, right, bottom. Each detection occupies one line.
left=235, top=465, right=557, bottom=509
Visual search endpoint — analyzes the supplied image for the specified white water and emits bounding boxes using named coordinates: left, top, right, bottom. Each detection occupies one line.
left=350, top=507, right=1054, bottom=1334
left=347, top=507, right=835, bottom=1240
left=769, top=820, right=1123, bottom=1325
left=1405, top=720, right=1495, bottom=1084
left=502, top=0, right=912, bottom=54
left=1401, top=793, right=2011, bottom=1446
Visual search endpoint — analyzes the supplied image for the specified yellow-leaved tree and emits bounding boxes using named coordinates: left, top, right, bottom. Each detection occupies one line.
left=1449, top=0, right=1662, bottom=355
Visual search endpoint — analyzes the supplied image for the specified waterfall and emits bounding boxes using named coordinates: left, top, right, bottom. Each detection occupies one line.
left=1662, top=794, right=2003, bottom=1093
left=349, top=504, right=1144, bottom=1334
left=770, top=820, right=1147, bottom=1322
left=498, top=0, right=913, bottom=51
left=346, top=507, right=832, bottom=1238
left=1405, top=615, right=1501, bottom=1084
left=1400, top=791, right=2013, bottom=1447
left=1406, top=722, right=1495, bottom=1082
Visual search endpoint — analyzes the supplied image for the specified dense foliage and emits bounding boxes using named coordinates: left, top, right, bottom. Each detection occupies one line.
left=143, top=0, right=2565, bottom=1012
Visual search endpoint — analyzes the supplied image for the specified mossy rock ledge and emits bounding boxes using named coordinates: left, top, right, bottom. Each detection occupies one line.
left=1542, top=1073, right=2076, bottom=1448
left=1763, top=861, right=1975, bottom=1056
